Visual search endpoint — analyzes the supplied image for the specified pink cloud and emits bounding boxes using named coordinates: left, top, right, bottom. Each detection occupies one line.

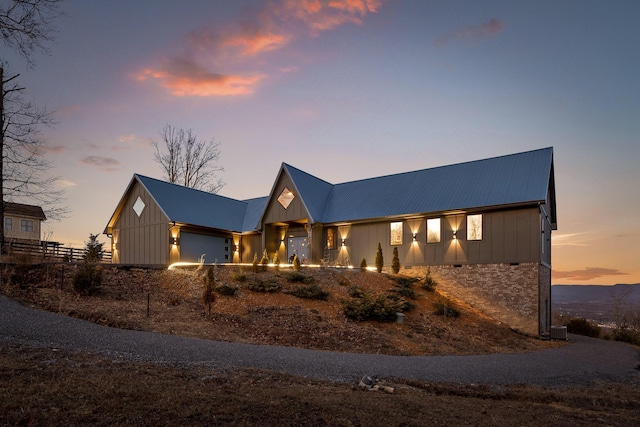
left=47, top=145, right=67, bottom=154
left=434, top=18, right=505, bottom=46
left=79, top=156, right=121, bottom=173
left=553, top=267, right=629, bottom=281
left=137, top=0, right=384, bottom=97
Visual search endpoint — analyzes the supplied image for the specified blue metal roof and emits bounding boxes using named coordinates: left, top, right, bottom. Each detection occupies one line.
left=281, top=164, right=333, bottom=223
left=136, top=175, right=254, bottom=232
left=319, top=147, right=554, bottom=222
left=112, top=148, right=553, bottom=235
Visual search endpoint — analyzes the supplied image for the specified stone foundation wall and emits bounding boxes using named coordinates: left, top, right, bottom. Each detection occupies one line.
left=402, top=263, right=541, bottom=335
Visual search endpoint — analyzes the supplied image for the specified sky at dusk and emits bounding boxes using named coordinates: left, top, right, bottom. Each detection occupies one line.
left=2, top=0, right=639, bottom=285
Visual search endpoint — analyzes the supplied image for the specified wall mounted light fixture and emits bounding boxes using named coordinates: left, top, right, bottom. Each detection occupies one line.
left=342, top=239, right=346, bottom=247
left=412, top=234, right=417, bottom=242
left=452, top=230, right=457, bottom=240
left=170, top=236, right=180, bottom=246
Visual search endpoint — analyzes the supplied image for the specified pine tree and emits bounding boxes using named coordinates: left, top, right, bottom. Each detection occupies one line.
left=83, top=234, right=104, bottom=263
left=391, top=247, right=400, bottom=274
left=360, top=258, right=367, bottom=272
left=375, top=242, right=384, bottom=273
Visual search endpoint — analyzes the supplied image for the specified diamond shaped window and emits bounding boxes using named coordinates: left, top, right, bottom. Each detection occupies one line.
left=133, top=196, right=145, bottom=217
left=277, top=188, right=295, bottom=209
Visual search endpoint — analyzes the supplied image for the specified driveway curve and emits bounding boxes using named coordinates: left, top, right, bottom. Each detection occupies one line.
left=1, top=295, right=638, bottom=387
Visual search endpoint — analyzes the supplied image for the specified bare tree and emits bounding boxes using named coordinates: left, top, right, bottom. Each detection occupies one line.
left=1, top=66, right=66, bottom=211
left=152, top=124, right=225, bottom=193
left=0, top=0, right=65, bottom=253
left=0, top=0, right=63, bottom=67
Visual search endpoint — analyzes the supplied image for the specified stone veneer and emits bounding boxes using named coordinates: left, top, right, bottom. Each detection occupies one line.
left=402, top=263, right=541, bottom=335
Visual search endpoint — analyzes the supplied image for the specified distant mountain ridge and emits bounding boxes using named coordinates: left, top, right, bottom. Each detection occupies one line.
left=552, top=284, right=640, bottom=323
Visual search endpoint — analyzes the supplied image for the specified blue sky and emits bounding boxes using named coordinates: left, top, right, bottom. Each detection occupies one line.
left=3, top=0, right=639, bottom=284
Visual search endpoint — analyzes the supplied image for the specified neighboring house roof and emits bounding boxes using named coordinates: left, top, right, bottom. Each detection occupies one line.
left=106, top=147, right=556, bottom=235
left=4, top=202, right=46, bottom=220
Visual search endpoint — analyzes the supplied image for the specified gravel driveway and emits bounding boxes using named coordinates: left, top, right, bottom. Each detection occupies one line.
left=1, top=295, right=638, bottom=387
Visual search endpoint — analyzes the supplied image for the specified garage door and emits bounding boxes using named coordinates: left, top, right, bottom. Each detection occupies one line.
left=180, top=233, right=231, bottom=264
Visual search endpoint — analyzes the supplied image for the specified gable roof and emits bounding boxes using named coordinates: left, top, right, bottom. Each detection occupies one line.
left=105, top=147, right=556, bottom=236
left=104, top=175, right=264, bottom=234
left=4, top=202, right=46, bottom=220
left=320, top=147, right=555, bottom=223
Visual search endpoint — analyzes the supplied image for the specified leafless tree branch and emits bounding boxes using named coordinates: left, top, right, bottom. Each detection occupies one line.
left=152, top=124, right=225, bottom=193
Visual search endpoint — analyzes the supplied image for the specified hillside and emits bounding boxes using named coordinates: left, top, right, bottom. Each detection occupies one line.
left=0, top=265, right=557, bottom=356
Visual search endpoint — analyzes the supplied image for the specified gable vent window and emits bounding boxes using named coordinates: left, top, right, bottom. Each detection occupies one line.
left=277, top=187, right=295, bottom=209
left=467, top=214, right=483, bottom=241
left=133, top=196, right=146, bottom=217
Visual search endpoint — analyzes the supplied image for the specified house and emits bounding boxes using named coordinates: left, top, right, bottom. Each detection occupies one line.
left=104, top=147, right=557, bottom=335
left=4, top=202, right=47, bottom=244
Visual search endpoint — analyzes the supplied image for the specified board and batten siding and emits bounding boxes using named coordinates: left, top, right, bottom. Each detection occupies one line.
left=112, top=181, right=171, bottom=266
left=332, top=206, right=542, bottom=269
left=262, top=174, right=310, bottom=225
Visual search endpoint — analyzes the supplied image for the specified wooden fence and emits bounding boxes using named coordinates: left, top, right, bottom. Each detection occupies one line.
left=3, top=240, right=112, bottom=263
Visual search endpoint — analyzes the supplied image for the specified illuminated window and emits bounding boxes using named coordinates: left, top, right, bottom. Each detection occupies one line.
left=326, top=228, right=336, bottom=250
left=277, top=187, right=295, bottom=209
left=426, top=218, right=441, bottom=243
left=467, top=214, right=482, bottom=240
left=21, top=219, right=34, bottom=232
left=5, top=218, right=12, bottom=231
left=390, top=222, right=403, bottom=245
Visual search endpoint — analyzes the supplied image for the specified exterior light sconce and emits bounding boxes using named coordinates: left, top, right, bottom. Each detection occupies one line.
left=452, top=230, right=457, bottom=240
left=342, top=239, right=346, bottom=247
left=234, top=244, right=239, bottom=253
left=170, top=236, right=180, bottom=246
left=412, top=234, right=417, bottom=242
left=112, top=242, right=118, bottom=251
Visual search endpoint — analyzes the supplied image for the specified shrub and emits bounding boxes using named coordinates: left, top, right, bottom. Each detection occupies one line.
left=292, top=254, right=301, bottom=271
left=348, top=285, right=366, bottom=298
left=202, top=267, right=216, bottom=316
left=564, top=317, right=601, bottom=337
left=391, top=276, right=419, bottom=299
left=391, top=247, right=400, bottom=274
left=215, top=283, right=239, bottom=296
left=83, top=233, right=104, bottom=263
left=245, top=278, right=282, bottom=293
left=386, top=293, right=415, bottom=312
left=433, top=298, right=461, bottom=318
left=230, top=270, right=247, bottom=282
left=612, top=326, right=640, bottom=345
left=260, top=249, right=269, bottom=271
left=360, top=258, right=367, bottom=272
left=421, top=268, right=437, bottom=292
left=73, top=264, right=103, bottom=296
left=252, top=253, right=259, bottom=273
left=286, top=284, right=329, bottom=300
left=375, top=243, right=383, bottom=273
left=282, top=271, right=314, bottom=284
left=273, top=251, right=280, bottom=271
left=341, top=294, right=399, bottom=322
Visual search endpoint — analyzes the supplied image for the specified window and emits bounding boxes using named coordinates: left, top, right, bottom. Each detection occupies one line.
left=21, top=219, right=34, bottom=232
left=390, top=222, right=403, bottom=245
left=4, top=217, right=12, bottom=231
left=467, top=214, right=482, bottom=240
left=133, top=196, right=145, bottom=217
left=326, top=228, right=336, bottom=250
left=426, top=218, right=441, bottom=243
left=277, top=187, right=295, bottom=209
